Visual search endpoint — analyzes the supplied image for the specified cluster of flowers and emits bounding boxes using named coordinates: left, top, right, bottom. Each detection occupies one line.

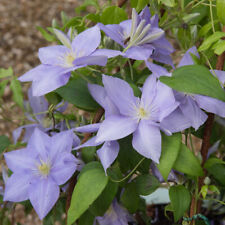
left=3, top=6, right=225, bottom=223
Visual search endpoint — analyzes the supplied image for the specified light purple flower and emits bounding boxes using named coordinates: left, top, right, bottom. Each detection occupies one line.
left=4, top=128, right=79, bottom=219
left=18, top=26, right=120, bottom=96
left=94, top=75, right=178, bottom=163
left=98, top=7, right=173, bottom=64
left=150, top=47, right=225, bottom=132
left=96, top=200, right=133, bottom=225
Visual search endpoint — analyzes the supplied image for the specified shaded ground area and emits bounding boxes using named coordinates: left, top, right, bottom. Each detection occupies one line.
left=0, top=0, right=82, bottom=76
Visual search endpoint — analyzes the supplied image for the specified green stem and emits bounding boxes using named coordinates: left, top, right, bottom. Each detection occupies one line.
left=209, top=0, right=215, bottom=33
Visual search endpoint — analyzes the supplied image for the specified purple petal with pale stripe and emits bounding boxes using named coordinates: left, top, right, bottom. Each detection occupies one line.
left=97, top=141, right=119, bottom=172
left=132, top=121, right=161, bottom=163
left=29, top=177, right=59, bottom=219
left=96, top=115, right=138, bottom=142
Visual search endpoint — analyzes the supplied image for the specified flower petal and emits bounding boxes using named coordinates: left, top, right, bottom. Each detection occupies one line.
left=4, top=148, right=36, bottom=172
left=72, top=26, right=101, bottom=56
left=195, top=94, right=225, bottom=118
left=38, top=45, right=68, bottom=65
left=96, top=115, right=138, bottom=142
left=98, top=23, right=125, bottom=47
left=74, top=55, right=107, bottom=67
left=180, top=96, right=208, bottom=130
left=92, top=49, right=122, bottom=58
left=141, top=75, right=157, bottom=107
left=50, top=153, right=77, bottom=185
left=178, top=46, right=199, bottom=67
left=97, top=141, right=119, bottom=173
left=53, top=28, right=71, bottom=48
left=132, top=121, right=161, bottom=163
left=29, top=177, right=59, bottom=219
left=32, top=69, right=71, bottom=96
left=125, top=45, right=154, bottom=60
left=145, top=61, right=170, bottom=78
left=88, top=83, right=119, bottom=117
left=160, top=108, right=192, bottom=133
left=18, top=65, right=46, bottom=82
left=102, top=75, right=138, bottom=116
left=28, top=128, right=50, bottom=160
left=4, top=172, right=31, bottom=202
left=75, top=123, right=101, bottom=133
left=73, top=136, right=103, bottom=150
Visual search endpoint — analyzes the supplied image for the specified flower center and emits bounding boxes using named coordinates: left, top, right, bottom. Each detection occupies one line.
left=137, top=107, right=150, bottom=120
left=64, top=53, right=75, bottom=67
left=38, top=160, right=51, bottom=177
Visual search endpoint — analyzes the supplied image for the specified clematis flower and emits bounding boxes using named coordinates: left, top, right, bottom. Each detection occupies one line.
left=147, top=47, right=225, bottom=132
left=18, top=26, right=121, bottom=96
left=13, top=88, right=71, bottom=144
left=94, top=75, right=178, bottom=163
left=98, top=7, right=173, bottom=64
left=74, top=83, right=120, bottom=172
left=95, top=200, right=133, bottom=225
left=4, top=128, right=79, bottom=219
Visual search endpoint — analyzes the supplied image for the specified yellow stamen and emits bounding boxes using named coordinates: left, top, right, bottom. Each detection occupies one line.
left=38, top=162, right=51, bottom=176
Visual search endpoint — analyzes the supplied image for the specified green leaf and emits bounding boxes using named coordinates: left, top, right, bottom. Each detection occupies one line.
left=45, top=92, right=62, bottom=105
left=0, top=80, right=8, bottom=97
left=67, top=162, right=108, bottom=225
left=0, top=67, right=13, bottom=78
left=86, top=13, right=101, bottom=23
left=136, top=0, right=149, bottom=12
left=213, top=40, right=225, bottom=55
left=217, top=0, right=225, bottom=25
left=89, top=181, right=118, bottom=216
left=206, top=163, right=225, bottom=186
left=131, top=0, right=138, bottom=8
left=134, top=174, right=160, bottom=196
left=0, top=135, right=10, bottom=154
left=56, top=77, right=99, bottom=111
left=160, top=65, right=225, bottom=102
left=199, top=20, right=219, bottom=37
left=121, top=183, right=140, bottom=213
left=198, top=32, right=225, bottom=51
left=101, top=6, right=128, bottom=25
left=37, top=26, right=56, bottom=42
left=78, top=210, right=95, bottom=225
left=10, top=78, right=24, bottom=108
left=169, top=185, right=191, bottom=222
left=204, top=157, right=225, bottom=169
left=157, top=133, right=181, bottom=181
left=81, top=146, right=96, bottom=163
left=173, top=144, right=204, bottom=177
left=159, top=0, right=176, bottom=7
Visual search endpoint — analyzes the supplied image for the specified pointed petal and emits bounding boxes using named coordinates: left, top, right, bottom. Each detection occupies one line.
left=145, top=61, right=170, bottom=78
left=75, top=123, right=101, bottom=133
left=50, top=130, right=74, bottom=155
left=18, top=65, right=46, bottom=82
left=4, top=172, right=31, bottom=202
left=141, top=75, right=157, bottom=107
left=98, top=23, right=125, bottom=47
left=195, top=94, right=225, bottom=118
left=119, top=20, right=132, bottom=39
left=50, top=153, right=77, bottom=185
left=125, top=46, right=153, bottom=60
left=32, top=69, right=71, bottom=96
left=72, top=26, right=101, bottom=56
left=180, top=96, right=208, bottom=130
left=102, top=75, right=138, bottom=116
left=92, top=49, right=122, bottom=58
left=140, top=6, right=151, bottom=23
left=28, top=128, right=50, bottom=160
left=178, top=46, right=199, bottom=67
left=132, top=121, right=161, bottom=163
left=4, top=148, right=36, bottom=172
left=160, top=108, right=192, bottom=133
left=96, top=115, right=138, bottom=142
left=38, top=45, right=68, bottom=65
left=97, top=141, right=119, bottom=173
left=88, top=83, right=119, bottom=117
left=151, top=50, right=174, bottom=67
left=73, top=136, right=103, bottom=150
left=74, top=55, right=107, bottom=67
left=29, top=178, right=59, bottom=219
left=152, top=82, right=179, bottom=121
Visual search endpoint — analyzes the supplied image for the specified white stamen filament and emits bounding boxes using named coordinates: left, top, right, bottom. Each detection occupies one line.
left=130, top=8, right=138, bottom=39
left=137, top=30, right=164, bottom=46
